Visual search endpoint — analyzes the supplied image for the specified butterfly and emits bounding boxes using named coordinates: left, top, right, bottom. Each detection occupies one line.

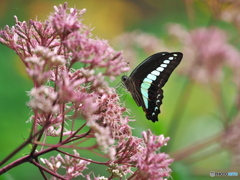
left=122, top=52, right=183, bottom=122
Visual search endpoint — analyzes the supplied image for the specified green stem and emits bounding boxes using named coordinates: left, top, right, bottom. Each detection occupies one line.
left=170, top=132, right=222, bottom=161
left=166, top=78, right=193, bottom=150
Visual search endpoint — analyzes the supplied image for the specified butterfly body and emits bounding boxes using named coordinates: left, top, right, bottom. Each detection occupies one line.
left=122, top=52, right=183, bottom=122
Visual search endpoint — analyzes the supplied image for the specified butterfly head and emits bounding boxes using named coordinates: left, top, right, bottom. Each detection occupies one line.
left=121, top=75, right=132, bottom=90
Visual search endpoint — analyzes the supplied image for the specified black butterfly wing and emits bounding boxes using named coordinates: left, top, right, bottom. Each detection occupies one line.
left=129, top=52, right=183, bottom=122
left=129, top=52, right=169, bottom=79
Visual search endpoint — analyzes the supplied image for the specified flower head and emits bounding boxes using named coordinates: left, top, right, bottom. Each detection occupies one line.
left=112, top=130, right=173, bottom=180
left=41, top=150, right=90, bottom=179
left=28, top=86, right=59, bottom=113
left=50, top=3, right=86, bottom=36
left=134, top=130, right=173, bottom=180
left=168, top=24, right=240, bottom=83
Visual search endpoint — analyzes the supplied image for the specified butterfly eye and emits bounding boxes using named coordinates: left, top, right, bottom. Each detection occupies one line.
left=121, top=75, right=128, bottom=82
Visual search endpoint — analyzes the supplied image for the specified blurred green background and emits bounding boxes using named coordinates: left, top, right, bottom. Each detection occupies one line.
left=0, top=0, right=239, bottom=179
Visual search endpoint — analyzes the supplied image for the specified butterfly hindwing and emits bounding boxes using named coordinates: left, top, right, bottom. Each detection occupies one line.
left=144, top=87, right=163, bottom=122
left=122, top=52, right=183, bottom=122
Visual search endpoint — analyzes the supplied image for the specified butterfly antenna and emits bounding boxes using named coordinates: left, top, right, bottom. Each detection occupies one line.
left=114, top=79, right=129, bottom=103
left=115, top=69, right=129, bottom=92
left=121, top=93, right=128, bottom=104
left=115, top=81, right=123, bottom=94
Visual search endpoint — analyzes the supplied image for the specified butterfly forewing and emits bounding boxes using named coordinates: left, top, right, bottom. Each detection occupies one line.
left=129, top=52, right=169, bottom=79
left=122, top=52, right=183, bottom=122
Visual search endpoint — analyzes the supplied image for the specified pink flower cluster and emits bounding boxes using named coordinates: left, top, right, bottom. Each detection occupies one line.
left=40, top=150, right=90, bottom=179
left=110, top=130, right=173, bottom=180
left=0, top=2, right=173, bottom=179
left=168, top=24, right=240, bottom=83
